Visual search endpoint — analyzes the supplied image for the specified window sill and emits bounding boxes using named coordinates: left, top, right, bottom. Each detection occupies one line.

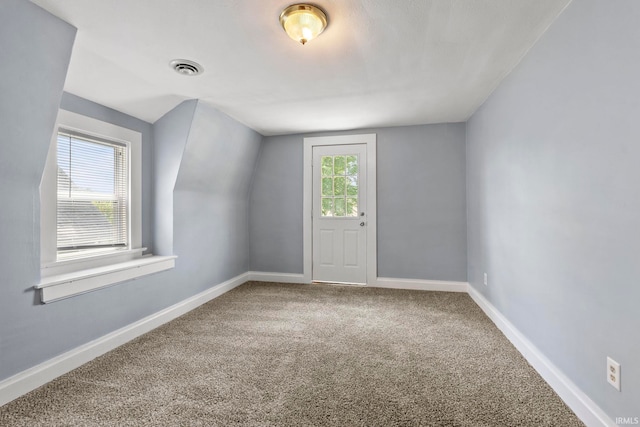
left=41, top=248, right=148, bottom=278
left=35, top=255, right=177, bottom=303
left=52, top=247, right=146, bottom=265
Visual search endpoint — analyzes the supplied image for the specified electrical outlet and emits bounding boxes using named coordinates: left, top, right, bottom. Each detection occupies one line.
left=483, top=272, right=488, bottom=286
left=607, top=357, right=621, bottom=391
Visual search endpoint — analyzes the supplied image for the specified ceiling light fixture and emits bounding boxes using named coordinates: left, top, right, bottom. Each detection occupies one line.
left=279, top=4, right=328, bottom=45
left=169, top=59, right=203, bottom=76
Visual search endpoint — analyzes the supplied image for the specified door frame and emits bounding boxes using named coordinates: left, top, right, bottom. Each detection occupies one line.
left=303, top=134, right=377, bottom=284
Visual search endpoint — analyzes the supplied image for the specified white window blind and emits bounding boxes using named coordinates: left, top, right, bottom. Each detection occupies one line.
left=56, top=130, right=129, bottom=257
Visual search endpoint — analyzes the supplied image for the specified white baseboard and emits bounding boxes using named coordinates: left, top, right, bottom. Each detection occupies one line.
left=373, top=277, right=469, bottom=292
left=0, top=270, right=618, bottom=427
left=467, top=285, right=616, bottom=427
left=0, top=272, right=249, bottom=408
left=249, top=271, right=306, bottom=284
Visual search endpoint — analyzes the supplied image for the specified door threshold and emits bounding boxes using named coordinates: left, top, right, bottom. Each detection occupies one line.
left=312, top=281, right=367, bottom=287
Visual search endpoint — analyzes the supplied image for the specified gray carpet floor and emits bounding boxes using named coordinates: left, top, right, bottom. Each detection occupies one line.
left=0, top=282, right=584, bottom=426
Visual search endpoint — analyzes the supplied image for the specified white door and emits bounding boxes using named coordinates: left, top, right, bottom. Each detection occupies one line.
left=312, top=144, right=367, bottom=284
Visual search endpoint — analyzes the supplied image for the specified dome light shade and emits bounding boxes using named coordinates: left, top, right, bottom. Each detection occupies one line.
left=279, top=4, right=328, bottom=45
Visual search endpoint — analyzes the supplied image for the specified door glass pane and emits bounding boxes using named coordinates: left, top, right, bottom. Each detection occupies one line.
left=346, top=197, right=358, bottom=216
left=334, top=156, right=346, bottom=176
left=319, top=154, right=358, bottom=217
left=346, top=176, right=358, bottom=196
left=322, top=178, right=333, bottom=196
left=322, top=198, right=333, bottom=216
left=334, top=176, right=346, bottom=196
left=334, top=198, right=346, bottom=216
left=322, top=156, right=333, bottom=176
left=346, top=155, right=358, bottom=176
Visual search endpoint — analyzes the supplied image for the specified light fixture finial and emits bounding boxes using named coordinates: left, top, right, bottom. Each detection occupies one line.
left=280, top=4, right=328, bottom=45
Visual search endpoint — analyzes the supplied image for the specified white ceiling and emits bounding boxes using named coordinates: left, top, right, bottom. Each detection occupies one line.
left=31, top=0, right=571, bottom=136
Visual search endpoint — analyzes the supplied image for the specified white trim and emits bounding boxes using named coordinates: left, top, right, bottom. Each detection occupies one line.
left=41, top=248, right=147, bottom=277
left=249, top=271, right=305, bottom=283
left=303, top=134, right=377, bottom=285
left=1, top=272, right=249, bottom=407
left=373, top=277, right=469, bottom=292
left=467, top=285, right=616, bottom=427
left=35, top=256, right=177, bottom=303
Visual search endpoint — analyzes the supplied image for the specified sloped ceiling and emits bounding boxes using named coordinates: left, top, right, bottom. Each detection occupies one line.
left=30, top=0, right=572, bottom=135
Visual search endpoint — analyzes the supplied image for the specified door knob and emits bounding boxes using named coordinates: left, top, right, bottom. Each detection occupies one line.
left=360, top=222, right=365, bottom=226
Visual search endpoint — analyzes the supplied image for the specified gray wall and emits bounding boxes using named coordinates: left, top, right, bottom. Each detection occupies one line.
left=0, top=0, right=76, bottom=380
left=466, top=0, right=640, bottom=418
left=153, top=99, right=197, bottom=256
left=0, top=1, right=262, bottom=382
left=249, top=135, right=304, bottom=274
left=377, top=124, right=466, bottom=280
left=173, top=101, right=263, bottom=284
left=249, top=124, right=467, bottom=281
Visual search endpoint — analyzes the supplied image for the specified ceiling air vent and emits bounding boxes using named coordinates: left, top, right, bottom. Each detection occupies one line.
left=169, top=59, right=203, bottom=76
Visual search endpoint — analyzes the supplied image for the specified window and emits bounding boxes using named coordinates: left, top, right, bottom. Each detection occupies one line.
left=56, top=130, right=129, bottom=259
left=37, top=109, right=175, bottom=303
left=320, top=154, right=359, bottom=217
left=40, top=110, right=142, bottom=268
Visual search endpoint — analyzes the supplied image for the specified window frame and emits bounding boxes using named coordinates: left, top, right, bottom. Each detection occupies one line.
left=41, top=110, right=142, bottom=275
